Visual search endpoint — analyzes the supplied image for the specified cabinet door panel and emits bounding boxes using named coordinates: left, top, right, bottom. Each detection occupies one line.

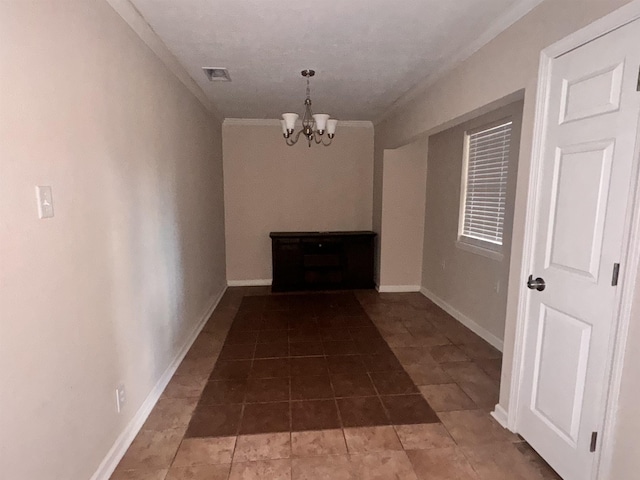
left=272, top=240, right=303, bottom=291
left=344, top=236, right=375, bottom=288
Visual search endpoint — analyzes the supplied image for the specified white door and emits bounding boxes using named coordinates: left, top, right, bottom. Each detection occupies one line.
left=517, top=19, right=640, bottom=480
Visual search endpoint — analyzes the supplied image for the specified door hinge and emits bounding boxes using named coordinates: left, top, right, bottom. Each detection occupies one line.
left=590, top=432, right=598, bottom=452
left=637, top=66, right=640, bottom=91
left=612, top=263, right=620, bottom=286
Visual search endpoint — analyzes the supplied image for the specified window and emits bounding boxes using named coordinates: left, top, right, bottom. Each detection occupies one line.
left=458, top=119, right=512, bottom=256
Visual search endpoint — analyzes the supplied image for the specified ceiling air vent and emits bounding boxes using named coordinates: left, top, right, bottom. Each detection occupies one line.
left=203, top=67, right=231, bottom=82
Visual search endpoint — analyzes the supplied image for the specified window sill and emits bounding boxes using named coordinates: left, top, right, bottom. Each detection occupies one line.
left=456, top=239, right=504, bottom=261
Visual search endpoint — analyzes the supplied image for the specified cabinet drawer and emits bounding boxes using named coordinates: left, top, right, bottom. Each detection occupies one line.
left=303, top=254, right=341, bottom=267
left=302, top=240, right=341, bottom=254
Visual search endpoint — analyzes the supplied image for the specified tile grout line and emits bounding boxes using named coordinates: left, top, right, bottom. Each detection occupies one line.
left=224, top=297, right=244, bottom=470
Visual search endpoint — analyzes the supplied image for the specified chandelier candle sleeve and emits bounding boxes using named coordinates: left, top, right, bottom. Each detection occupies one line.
left=281, top=69, right=337, bottom=147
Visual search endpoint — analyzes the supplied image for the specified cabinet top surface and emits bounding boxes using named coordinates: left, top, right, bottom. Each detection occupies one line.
left=270, top=231, right=376, bottom=238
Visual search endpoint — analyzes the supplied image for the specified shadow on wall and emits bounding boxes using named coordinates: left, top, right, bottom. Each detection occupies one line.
left=102, top=97, right=227, bottom=408
left=0, top=1, right=231, bottom=480
left=422, top=99, right=524, bottom=346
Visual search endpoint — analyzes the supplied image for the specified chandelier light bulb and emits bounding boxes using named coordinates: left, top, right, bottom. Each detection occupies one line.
left=327, top=119, right=338, bottom=136
left=312, top=114, right=329, bottom=133
left=282, top=113, right=298, bottom=132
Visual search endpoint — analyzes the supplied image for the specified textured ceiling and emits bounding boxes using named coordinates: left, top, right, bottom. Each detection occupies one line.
left=128, top=0, right=540, bottom=120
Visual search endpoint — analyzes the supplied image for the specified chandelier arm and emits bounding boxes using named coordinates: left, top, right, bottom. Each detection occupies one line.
left=285, top=129, right=304, bottom=146
left=321, top=136, right=333, bottom=147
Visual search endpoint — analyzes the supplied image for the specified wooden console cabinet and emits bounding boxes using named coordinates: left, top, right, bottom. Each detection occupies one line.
left=270, top=231, right=376, bottom=292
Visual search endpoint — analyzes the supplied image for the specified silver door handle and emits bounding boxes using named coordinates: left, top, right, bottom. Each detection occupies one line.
left=527, top=275, right=546, bottom=292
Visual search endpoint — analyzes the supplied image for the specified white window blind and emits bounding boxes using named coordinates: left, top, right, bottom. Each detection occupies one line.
left=460, top=121, right=512, bottom=247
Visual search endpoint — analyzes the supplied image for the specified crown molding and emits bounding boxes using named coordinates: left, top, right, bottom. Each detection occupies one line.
left=106, top=0, right=223, bottom=121
left=375, top=0, right=543, bottom=126
left=223, top=118, right=373, bottom=128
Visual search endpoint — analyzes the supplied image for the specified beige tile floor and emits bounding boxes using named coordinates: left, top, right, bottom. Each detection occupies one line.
left=111, top=287, right=561, bottom=480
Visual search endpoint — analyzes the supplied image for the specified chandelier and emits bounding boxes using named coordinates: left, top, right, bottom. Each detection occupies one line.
left=281, top=69, right=337, bottom=147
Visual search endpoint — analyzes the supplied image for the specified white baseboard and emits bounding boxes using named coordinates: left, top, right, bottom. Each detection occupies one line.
left=419, top=287, right=504, bottom=352
left=491, top=404, right=510, bottom=429
left=227, top=279, right=272, bottom=287
left=90, top=284, right=227, bottom=480
left=376, top=285, right=422, bottom=293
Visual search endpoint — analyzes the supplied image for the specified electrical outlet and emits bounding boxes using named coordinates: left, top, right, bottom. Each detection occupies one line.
left=116, top=384, right=126, bottom=413
left=441, top=259, right=446, bottom=270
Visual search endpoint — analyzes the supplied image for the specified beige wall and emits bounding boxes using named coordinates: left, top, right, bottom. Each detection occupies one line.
left=379, top=138, right=428, bottom=289
left=422, top=101, right=523, bottom=345
left=222, top=123, right=374, bottom=282
left=374, top=0, right=636, bottom=476
left=0, top=1, right=226, bottom=479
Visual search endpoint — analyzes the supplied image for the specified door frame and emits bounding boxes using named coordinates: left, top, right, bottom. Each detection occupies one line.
left=507, top=1, right=640, bottom=478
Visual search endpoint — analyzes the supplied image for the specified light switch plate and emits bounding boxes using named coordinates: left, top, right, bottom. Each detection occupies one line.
left=35, top=186, right=54, bottom=219
left=116, top=384, right=126, bottom=413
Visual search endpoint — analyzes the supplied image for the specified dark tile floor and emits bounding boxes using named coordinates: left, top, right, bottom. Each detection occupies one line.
left=112, top=287, right=562, bottom=480
left=184, top=292, right=439, bottom=439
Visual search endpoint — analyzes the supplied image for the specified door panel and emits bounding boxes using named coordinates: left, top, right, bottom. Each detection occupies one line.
left=531, top=305, right=591, bottom=445
left=546, top=141, right=613, bottom=279
left=560, top=62, right=624, bottom=124
left=517, top=19, right=640, bottom=480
